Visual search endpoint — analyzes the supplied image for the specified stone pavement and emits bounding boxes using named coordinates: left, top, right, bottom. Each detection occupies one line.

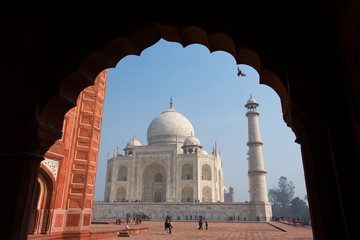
left=91, top=221, right=313, bottom=239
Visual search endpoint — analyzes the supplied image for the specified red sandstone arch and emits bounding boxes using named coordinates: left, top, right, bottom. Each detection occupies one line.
left=29, top=166, right=56, bottom=235
left=3, top=5, right=358, bottom=240
left=36, top=20, right=292, bottom=238
left=39, top=22, right=289, bottom=134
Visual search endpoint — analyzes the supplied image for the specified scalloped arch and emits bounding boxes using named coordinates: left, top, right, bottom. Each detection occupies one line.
left=39, top=21, right=289, bottom=131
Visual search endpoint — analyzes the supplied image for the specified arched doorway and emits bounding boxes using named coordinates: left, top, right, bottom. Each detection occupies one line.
left=28, top=167, right=55, bottom=235
left=202, top=186, right=212, bottom=202
left=182, top=163, right=193, bottom=180
left=202, top=164, right=212, bottom=180
left=116, top=186, right=126, bottom=201
left=117, top=166, right=128, bottom=181
left=181, top=186, right=194, bottom=202
left=141, top=162, right=167, bottom=202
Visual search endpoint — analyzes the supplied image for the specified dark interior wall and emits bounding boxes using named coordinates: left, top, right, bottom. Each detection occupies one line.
left=0, top=2, right=359, bottom=239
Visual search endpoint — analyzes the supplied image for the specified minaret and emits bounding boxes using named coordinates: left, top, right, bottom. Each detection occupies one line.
left=245, top=95, right=268, bottom=203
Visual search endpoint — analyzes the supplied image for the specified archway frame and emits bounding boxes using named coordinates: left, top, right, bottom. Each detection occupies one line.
left=29, top=166, right=56, bottom=235
left=39, top=22, right=290, bottom=134
left=3, top=3, right=359, bottom=239
left=38, top=20, right=292, bottom=227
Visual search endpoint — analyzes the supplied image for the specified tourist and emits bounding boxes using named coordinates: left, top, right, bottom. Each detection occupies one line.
left=126, top=218, right=129, bottom=225
left=293, top=217, right=297, bottom=226
left=168, top=220, right=173, bottom=235
left=163, top=219, right=169, bottom=235
left=198, top=219, right=203, bottom=230
left=205, top=220, right=208, bottom=230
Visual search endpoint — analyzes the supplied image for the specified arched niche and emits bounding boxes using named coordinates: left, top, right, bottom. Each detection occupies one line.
left=181, top=186, right=194, bottom=202
left=29, top=167, right=55, bottom=235
left=202, top=186, right=212, bottom=202
left=117, top=166, right=128, bottom=181
left=202, top=164, right=212, bottom=180
left=182, top=163, right=193, bottom=180
left=116, top=186, right=126, bottom=201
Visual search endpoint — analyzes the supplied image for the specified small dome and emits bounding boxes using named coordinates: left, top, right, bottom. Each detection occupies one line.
left=183, top=135, right=201, bottom=146
left=125, top=136, right=141, bottom=149
left=247, top=98, right=257, bottom=104
left=245, top=95, right=259, bottom=109
left=199, top=148, right=208, bottom=155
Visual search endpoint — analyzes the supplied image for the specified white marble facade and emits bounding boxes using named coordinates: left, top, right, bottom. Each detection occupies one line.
left=100, top=98, right=272, bottom=221
left=104, top=103, right=224, bottom=203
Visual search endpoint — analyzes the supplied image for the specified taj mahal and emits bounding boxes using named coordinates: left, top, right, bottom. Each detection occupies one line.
left=104, top=98, right=224, bottom=203
left=92, top=97, right=272, bottom=221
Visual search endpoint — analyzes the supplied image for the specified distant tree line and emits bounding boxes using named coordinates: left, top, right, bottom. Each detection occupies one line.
left=268, top=176, right=310, bottom=221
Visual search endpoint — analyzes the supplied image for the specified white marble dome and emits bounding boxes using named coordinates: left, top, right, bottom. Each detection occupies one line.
left=199, top=148, right=208, bottom=155
left=247, top=97, right=257, bottom=104
left=147, top=106, right=194, bottom=145
left=245, top=95, right=259, bottom=109
left=183, top=135, right=201, bottom=146
left=125, top=136, right=142, bottom=149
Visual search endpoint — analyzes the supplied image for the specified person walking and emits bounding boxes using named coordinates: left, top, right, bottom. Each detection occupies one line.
left=163, top=219, right=169, bottom=235
left=205, top=221, right=208, bottom=230
left=168, top=220, right=173, bottom=235
left=198, top=219, right=203, bottom=230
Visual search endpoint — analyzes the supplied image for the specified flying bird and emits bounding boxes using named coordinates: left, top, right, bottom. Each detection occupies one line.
left=237, top=66, right=246, bottom=77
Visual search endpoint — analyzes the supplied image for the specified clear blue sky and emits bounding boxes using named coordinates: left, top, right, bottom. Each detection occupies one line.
left=94, top=39, right=307, bottom=202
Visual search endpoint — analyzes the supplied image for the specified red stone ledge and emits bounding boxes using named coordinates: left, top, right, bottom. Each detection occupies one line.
left=28, top=230, right=90, bottom=240
left=117, top=228, right=149, bottom=237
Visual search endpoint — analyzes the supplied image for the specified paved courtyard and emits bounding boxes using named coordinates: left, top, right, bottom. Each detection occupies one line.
left=91, top=221, right=313, bottom=240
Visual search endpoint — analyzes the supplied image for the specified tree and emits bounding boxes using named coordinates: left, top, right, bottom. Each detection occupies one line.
left=268, top=176, right=295, bottom=217
left=290, top=197, right=310, bottom=220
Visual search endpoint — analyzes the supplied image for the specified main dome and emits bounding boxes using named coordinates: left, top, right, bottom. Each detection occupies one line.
left=147, top=106, right=194, bottom=145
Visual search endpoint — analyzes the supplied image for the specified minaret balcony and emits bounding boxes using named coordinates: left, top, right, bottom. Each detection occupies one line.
left=247, top=141, right=263, bottom=146
left=246, top=111, right=260, bottom=116
left=248, top=170, right=267, bottom=175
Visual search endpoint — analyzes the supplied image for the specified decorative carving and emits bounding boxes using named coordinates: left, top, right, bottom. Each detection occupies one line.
left=42, top=158, right=59, bottom=180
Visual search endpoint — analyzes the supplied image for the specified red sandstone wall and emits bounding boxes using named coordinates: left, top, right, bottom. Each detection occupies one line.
left=224, top=192, right=234, bottom=203
left=40, top=70, right=107, bottom=236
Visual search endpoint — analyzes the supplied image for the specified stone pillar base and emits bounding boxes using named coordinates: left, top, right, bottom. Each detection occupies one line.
left=249, top=201, right=272, bottom=221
